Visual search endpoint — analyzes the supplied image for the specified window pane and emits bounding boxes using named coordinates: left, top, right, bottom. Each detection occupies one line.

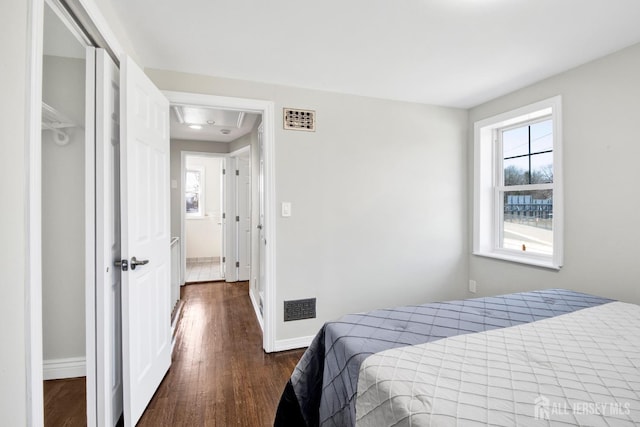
left=185, top=170, right=200, bottom=193
left=504, top=157, right=528, bottom=186
left=502, top=126, right=529, bottom=158
left=186, top=192, right=199, bottom=213
left=530, top=152, right=553, bottom=184
left=185, top=169, right=201, bottom=214
left=530, top=119, right=553, bottom=153
left=502, top=190, right=553, bottom=256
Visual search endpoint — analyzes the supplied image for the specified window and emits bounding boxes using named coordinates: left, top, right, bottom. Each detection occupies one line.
left=185, top=168, right=204, bottom=217
left=473, top=96, right=563, bottom=269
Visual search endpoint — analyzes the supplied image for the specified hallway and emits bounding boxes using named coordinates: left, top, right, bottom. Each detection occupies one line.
left=138, top=282, right=304, bottom=426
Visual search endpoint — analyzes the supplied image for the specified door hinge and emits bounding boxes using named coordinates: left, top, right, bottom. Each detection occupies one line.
left=236, top=215, right=240, bottom=222
left=235, top=261, right=240, bottom=268
left=222, top=257, right=226, bottom=263
left=236, top=170, right=239, bottom=176
left=222, top=213, right=226, bottom=219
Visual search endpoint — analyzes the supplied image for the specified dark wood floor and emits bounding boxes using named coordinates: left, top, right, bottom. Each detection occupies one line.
left=44, top=281, right=305, bottom=426
left=44, top=377, right=87, bottom=427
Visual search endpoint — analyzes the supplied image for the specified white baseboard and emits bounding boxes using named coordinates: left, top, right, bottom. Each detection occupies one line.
left=171, top=299, right=185, bottom=353
left=274, top=335, right=314, bottom=352
left=249, top=288, right=313, bottom=352
left=43, top=357, right=86, bottom=380
left=249, top=288, right=264, bottom=331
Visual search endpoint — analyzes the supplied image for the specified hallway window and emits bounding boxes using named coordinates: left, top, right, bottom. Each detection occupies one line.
left=186, top=168, right=204, bottom=216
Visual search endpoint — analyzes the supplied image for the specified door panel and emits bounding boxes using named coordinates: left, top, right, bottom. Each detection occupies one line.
left=220, top=158, right=227, bottom=279
left=95, top=48, right=123, bottom=426
left=120, top=56, right=171, bottom=426
left=237, top=155, right=251, bottom=281
left=224, top=157, right=238, bottom=282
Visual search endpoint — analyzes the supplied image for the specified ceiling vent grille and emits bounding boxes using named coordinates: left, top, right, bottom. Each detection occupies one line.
left=283, top=108, right=316, bottom=132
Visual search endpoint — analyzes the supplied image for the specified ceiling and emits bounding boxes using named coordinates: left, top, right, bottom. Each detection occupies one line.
left=98, top=1, right=640, bottom=108
left=170, top=105, right=260, bottom=142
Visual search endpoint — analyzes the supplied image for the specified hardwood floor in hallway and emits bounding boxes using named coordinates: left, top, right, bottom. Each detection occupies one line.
left=137, top=281, right=305, bottom=426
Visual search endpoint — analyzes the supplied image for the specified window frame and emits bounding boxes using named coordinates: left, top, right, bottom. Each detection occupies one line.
left=185, top=166, right=205, bottom=218
left=473, top=96, right=563, bottom=269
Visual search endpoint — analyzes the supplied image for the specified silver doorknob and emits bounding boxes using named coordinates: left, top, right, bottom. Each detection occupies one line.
left=115, top=259, right=128, bottom=271
left=257, top=224, right=263, bottom=230
left=130, top=256, right=149, bottom=270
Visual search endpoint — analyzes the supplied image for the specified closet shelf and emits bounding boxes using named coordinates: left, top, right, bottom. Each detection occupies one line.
left=42, top=102, right=76, bottom=146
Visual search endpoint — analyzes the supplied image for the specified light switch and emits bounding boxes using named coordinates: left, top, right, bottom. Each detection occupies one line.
left=282, top=202, right=292, bottom=217
left=171, top=179, right=178, bottom=189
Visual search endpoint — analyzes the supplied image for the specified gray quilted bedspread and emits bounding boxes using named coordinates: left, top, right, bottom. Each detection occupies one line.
left=288, top=289, right=613, bottom=427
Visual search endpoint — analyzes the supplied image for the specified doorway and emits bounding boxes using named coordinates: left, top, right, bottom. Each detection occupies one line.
left=41, top=2, right=89, bottom=425
left=184, top=154, right=225, bottom=283
left=165, top=91, right=275, bottom=350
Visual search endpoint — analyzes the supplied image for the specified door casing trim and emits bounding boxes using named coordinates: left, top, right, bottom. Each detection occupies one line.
left=164, top=90, right=277, bottom=353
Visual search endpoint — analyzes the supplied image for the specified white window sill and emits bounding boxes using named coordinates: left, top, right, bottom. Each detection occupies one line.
left=186, top=215, right=207, bottom=220
left=472, top=251, right=561, bottom=271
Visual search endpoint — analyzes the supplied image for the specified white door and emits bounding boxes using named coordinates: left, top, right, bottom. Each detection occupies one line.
left=220, top=158, right=227, bottom=279
left=237, top=155, right=251, bottom=281
left=119, top=56, right=171, bottom=426
left=257, top=126, right=266, bottom=310
left=224, top=157, right=238, bottom=282
left=94, top=48, right=123, bottom=426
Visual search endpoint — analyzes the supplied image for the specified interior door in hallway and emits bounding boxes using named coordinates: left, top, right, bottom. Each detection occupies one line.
left=237, top=155, right=251, bottom=281
left=119, top=56, right=171, bottom=427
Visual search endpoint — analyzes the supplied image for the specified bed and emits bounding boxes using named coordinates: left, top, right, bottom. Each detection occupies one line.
left=274, top=289, right=640, bottom=426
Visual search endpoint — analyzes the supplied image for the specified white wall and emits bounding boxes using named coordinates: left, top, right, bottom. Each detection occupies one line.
left=229, top=130, right=252, bottom=153
left=185, top=156, right=223, bottom=259
left=148, top=69, right=470, bottom=342
left=0, top=0, right=29, bottom=423
left=468, top=43, right=640, bottom=304
left=41, top=55, right=86, bottom=362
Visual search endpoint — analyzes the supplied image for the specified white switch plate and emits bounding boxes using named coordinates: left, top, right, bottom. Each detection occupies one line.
left=171, top=179, right=178, bottom=189
left=469, top=280, right=477, bottom=293
left=282, top=202, right=292, bottom=217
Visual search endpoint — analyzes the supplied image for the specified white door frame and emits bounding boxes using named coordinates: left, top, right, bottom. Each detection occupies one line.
left=165, top=90, right=276, bottom=352
left=181, top=151, right=227, bottom=283
left=26, top=1, right=46, bottom=424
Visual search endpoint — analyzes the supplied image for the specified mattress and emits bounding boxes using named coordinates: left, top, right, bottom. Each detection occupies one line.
left=274, top=289, right=613, bottom=427
left=356, top=301, right=640, bottom=426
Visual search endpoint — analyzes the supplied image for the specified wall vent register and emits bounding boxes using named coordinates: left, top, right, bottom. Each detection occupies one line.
left=284, top=298, right=316, bottom=321
left=283, top=108, right=316, bottom=132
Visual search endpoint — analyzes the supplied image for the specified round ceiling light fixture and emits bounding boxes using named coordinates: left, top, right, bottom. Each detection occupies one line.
left=220, top=129, right=231, bottom=135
